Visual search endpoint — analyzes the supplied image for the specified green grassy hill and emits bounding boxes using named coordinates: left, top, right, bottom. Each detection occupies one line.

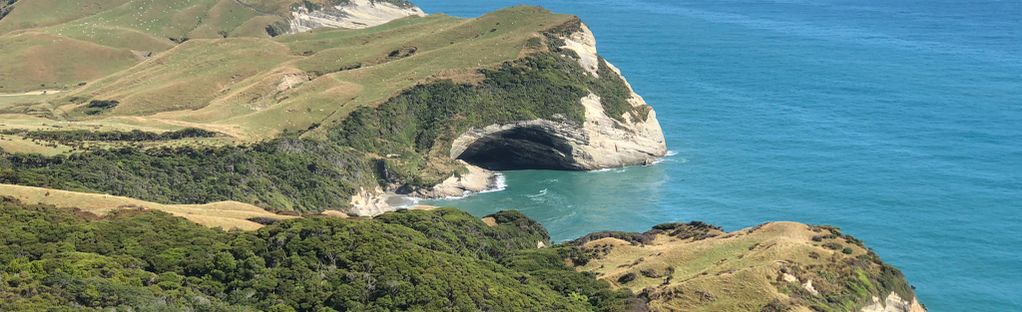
left=0, top=1, right=632, bottom=212
left=0, top=0, right=298, bottom=92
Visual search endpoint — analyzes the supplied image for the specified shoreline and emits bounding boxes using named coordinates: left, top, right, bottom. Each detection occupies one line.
left=351, top=150, right=677, bottom=216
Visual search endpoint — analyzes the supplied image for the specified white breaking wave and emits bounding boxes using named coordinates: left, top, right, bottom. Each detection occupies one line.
left=526, top=188, right=549, bottom=199
left=479, top=172, right=507, bottom=194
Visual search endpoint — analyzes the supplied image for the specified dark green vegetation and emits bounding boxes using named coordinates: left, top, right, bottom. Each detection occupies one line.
left=774, top=256, right=915, bottom=312
left=3, top=128, right=218, bottom=143
left=0, top=198, right=643, bottom=311
left=1, top=50, right=635, bottom=211
left=81, top=100, right=118, bottom=115
left=1, top=139, right=373, bottom=211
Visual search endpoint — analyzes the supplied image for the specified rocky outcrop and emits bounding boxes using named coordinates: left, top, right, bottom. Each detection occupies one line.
left=349, top=161, right=505, bottom=216
left=0, top=0, right=17, bottom=21
left=287, top=0, right=425, bottom=33
left=861, top=292, right=927, bottom=312
left=410, top=160, right=504, bottom=199
left=449, top=22, right=667, bottom=171
left=348, top=186, right=392, bottom=217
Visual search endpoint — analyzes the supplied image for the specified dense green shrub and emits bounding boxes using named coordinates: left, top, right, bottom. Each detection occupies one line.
left=0, top=199, right=640, bottom=311
left=6, top=128, right=219, bottom=143
left=82, top=100, right=118, bottom=115
left=0, top=140, right=374, bottom=211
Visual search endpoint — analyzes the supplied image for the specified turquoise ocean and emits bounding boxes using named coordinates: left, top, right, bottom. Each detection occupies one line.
left=415, top=0, right=1022, bottom=310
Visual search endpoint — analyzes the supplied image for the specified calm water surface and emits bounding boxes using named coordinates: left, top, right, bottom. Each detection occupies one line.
left=415, top=0, right=1022, bottom=310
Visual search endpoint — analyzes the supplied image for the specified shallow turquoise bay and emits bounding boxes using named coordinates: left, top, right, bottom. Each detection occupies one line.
left=416, top=0, right=1022, bottom=310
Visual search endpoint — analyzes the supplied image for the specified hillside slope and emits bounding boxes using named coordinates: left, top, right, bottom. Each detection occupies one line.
left=0, top=196, right=925, bottom=312
left=0, top=183, right=294, bottom=230
left=569, top=223, right=927, bottom=312
left=0, top=0, right=423, bottom=93
left=0, top=198, right=643, bottom=311
left=1, top=3, right=667, bottom=214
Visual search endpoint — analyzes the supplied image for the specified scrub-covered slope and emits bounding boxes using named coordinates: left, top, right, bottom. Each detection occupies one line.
left=1, top=3, right=667, bottom=214
left=568, top=222, right=927, bottom=312
left=0, top=198, right=643, bottom=311
left=0, top=196, right=925, bottom=312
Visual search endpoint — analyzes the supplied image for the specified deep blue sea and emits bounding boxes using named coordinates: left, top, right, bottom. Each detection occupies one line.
left=415, top=0, right=1022, bottom=310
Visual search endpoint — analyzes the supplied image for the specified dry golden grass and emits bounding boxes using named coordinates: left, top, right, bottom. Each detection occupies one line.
left=579, top=222, right=869, bottom=312
left=0, top=135, right=72, bottom=155
left=0, top=184, right=294, bottom=231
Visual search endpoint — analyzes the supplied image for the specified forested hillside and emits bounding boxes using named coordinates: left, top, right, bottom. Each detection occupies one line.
left=0, top=197, right=643, bottom=311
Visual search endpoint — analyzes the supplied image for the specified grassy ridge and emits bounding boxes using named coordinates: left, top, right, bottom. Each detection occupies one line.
left=0, top=4, right=639, bottom=212
left=0, top=198, right=641, bottom=311
left=0, top=7, right=577, bottom=141
left=1, top=49, right=632, bottom=211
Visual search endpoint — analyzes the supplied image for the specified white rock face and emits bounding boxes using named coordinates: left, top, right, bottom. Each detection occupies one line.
left=348, top=186, right=392, bottom=217
left=560, top=23, right=601, bottom=77
left=860, top=292, right=928, bottom=312
left=349, top=21, right=668, bottom=212
left=288, top=0, right=425, bottom=33
left=449, top=22, right=667, bottom=171
left=413, top=160, right=503, bottom=198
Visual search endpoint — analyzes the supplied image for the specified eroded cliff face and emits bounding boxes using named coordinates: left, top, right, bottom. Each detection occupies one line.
left=287, top=0, right=425, bottom=33
left=449, top=22, right=667, bottom=171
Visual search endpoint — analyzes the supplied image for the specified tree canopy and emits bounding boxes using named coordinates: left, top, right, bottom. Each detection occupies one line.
left=0, top=198, right=643, bottom=311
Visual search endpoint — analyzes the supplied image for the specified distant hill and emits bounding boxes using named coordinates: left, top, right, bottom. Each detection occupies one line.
left=0, top=0, right=424, bottom=93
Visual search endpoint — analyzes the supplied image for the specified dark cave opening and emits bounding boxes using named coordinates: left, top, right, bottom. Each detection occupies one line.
left=456, top=126, right=579, bottom=171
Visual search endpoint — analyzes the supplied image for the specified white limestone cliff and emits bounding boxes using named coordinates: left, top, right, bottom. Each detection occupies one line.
left=448, top=22, right=667, bottom=171
left=287, top=0, right=425, bottom=33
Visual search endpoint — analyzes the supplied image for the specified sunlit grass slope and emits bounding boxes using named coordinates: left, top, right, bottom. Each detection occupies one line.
left=65, top=7, right=573, bottom=140
left=0, top=0, right=294, bottom=92
left=0, top=183, right=294, bottom=230
left=2, top=4, right=573, bottom=142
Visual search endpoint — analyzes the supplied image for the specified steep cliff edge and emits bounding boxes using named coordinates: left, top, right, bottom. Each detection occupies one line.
left=448, top=21, right=667, bottom=172
left=568, top=222, right=926, bottom=312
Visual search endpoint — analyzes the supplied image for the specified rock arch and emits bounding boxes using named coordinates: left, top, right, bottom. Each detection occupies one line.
left=454, top=125, right=581, bottom=170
